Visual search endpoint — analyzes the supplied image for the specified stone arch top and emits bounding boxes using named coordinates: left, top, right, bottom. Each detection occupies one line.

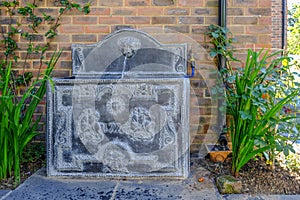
left=71, top=29, right=187, bottom=78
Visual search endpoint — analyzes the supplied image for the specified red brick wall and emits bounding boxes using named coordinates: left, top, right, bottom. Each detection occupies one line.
left=0, top=0, right=285, bottom=157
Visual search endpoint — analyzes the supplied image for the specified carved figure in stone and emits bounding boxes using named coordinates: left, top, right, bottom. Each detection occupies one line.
left=73, top=47, right=85, bottom=72
left=102, top=143, right=130, bottom=173
left=121, top=107, right=156, bottom=141
left=117, top=37, right=141, bottom=58
left=76, top=109, right=104, bottom=154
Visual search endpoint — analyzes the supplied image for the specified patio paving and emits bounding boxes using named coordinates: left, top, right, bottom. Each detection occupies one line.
left=1, top=159, right=299, bottom=200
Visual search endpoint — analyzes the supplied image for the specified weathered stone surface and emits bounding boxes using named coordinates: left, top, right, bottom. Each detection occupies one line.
left=47, top=29, right=190, bottom=179
left=216, top=175, right=242, bottom=194
left=71, top=29, right=187, bottom=78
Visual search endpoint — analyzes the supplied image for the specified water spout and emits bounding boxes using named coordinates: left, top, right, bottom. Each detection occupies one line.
left=121, top=56, right=127, bottom=79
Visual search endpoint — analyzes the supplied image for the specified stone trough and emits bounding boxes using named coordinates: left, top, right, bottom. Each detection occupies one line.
left=46, top=29, right=191, bottom=179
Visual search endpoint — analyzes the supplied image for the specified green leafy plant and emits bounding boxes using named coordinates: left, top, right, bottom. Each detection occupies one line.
left=0, top=51, right=61, bottom=183
left=0, top=0, right=90, bottom=184
left=207, top=25, right=300, bottom=177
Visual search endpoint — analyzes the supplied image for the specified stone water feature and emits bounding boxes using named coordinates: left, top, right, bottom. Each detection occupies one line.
left=46, top=29, right=191, bottom=178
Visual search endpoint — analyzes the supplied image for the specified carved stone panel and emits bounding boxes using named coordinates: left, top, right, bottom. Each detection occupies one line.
left=47, top=78, right=190, bottom=178
left=71, top=29, right=187, bottom=78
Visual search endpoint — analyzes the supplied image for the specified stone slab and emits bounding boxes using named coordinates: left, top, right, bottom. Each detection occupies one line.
left=71, top=29, right=187, bottom=78
left=46, top=78, right=190, bottom=178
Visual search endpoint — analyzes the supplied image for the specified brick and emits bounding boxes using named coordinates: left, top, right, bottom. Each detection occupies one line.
left=258, top=35, right=271, bottom=44
left=233, top=17, right=258, bottom=25
left=152, top=0, right=174, bottom=6
left=191, top=26, right=207, bottom=34
left=89, top=8, right=111, bottom=15
left=248, top=8, right=271, bottom=16
left=205, top=0, right=218, bottom=7
left=36, top=8, right=56, bottom=15
left=125, top=17, right=151, bottom=24
left=99, top=0, right=123, bottom=6
left=73, top=16, right=97, bottom=24
left=85, top=26, right=110, bottom=33
left=112, top=8, right=137, bottom=15
left=258, top=17, right=271, bottom=25
left=59, top=25, right=84, bottom=33
left=72, top=34, right=97, bottom=43
left=52, top=70, right=71, bottom=77
left=152, top=17, right=176, bottom=24
left=193, top=8, right=217, bottom=15
left=235, top=35, right=257, bottom=43
left=59, top=61, right=72, bottom=69
left=227, top=8, right=243, bottom=16
left=165, top=25, right=189, bottom=33
left=125, top=0, right=150, bottom=6
left=111, top=25, right=135, bottom=32
left=99, top=17, right=123, bottom=24
left=0, top=17, right=17, bottom=24
left=246, top=25, right=270, bottom=34
left=138, top=8, right=164, bottom=16
left=259, top=0, right=271, bottom=7
left=166, top=8, right=189, bottom=15
left=204, top=17, right=217, bottom=24
left=179, top=17, right=204, bottom=24
left=233, top=0, right=258, bottom=6
left=179, top=0, right=204, bottom=6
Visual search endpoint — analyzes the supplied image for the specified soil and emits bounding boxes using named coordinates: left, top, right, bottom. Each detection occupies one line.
left=0, top=142, right=46, bottom=190
left=198, top=156, right=300, bottom=195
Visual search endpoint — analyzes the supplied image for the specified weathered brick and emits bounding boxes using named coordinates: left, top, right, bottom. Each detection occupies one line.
left=179, top=17, right=204, bottom=24
left=191, top=26, right=207, bottom=34
left=165, top=25, right=189, bottom=33
left=204, top=17, right=217, bottom=24
left=258, top=35, right=272, bottom=44
left=112, top=8, right=137, bottom=15
left=59, top=25, right=84, bottom=33
left=89, top=8, right=111, bottom=15
left=152, top=17, right=176, bottom=24
left=233, top=17, right=258, bottom=25
left=246, top=25, right=270, bottom=34
left=125, top=0, right=150, bottom=6
left=227, top=8, right=243, bottom=16
left=193, top=8, right=217, bottom=15
left=248, top=8, right=271, bottom=16
left=138, top=8, right=164, bottom=15
left=85, top=26, right=110, bottom=33
left=125, top=17, right=151, bottom=24
left=73, top=16, right=97, bottom=24
left=111, top=25, right=135, bottom=32
left=52, top=70, right=71, bottom=77
left=179, top=0, right=204, bottom=6
left=36, top=8, right=56, bottom=15
left=152, top=0, right=174, bottom=6
left=259, top=16, right=271, bottom=25
left=166, top=8, right=189, bottom=15
left=259, top=0, right=271, bottom=7
left=205, top=0, right=218, bottom=7
left=233, top=0, right=258, bottom=6
left=59, top=61, right=72, bottom=69
left=99, top=0, right=123, bottom=6
left=99, top=17, right=123, bottom=24
left=235, top=35, right=257, bottom=43
left=72, top=34, right=97, bottom=43
left=50, top=35, right=71, bottom=43
left=0, top=17, right=17, bottom=24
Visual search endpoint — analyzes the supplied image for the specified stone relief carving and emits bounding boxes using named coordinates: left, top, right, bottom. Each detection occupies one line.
left=117, top=36, right=141, bottom=58
left=47, top=29, right=189, bottom=178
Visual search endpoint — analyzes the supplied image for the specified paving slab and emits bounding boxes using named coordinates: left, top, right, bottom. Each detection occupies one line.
left=1, top=162, right=222, bottom=200
left=2, top=162, right=299, bottom=200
